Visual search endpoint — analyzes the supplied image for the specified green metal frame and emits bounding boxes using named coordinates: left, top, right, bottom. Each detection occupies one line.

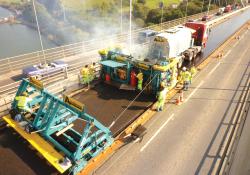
left=11, top=79, right=113, bottom=175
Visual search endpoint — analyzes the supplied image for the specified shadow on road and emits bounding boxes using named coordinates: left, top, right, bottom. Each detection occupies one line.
left=194, top=64, right=249, bottom=175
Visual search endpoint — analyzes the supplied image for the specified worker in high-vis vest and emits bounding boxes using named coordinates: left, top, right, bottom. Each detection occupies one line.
left=15, top=92, right=32, bottom=112
left=182, top=67, right=192, bottom=91
left=81, top=65, right=91, bottom=89
left=89, top=62, right=96, bottom=81
left=136, top=71, right=143, bottom=91
left=190, top=66, right=197, bottom=81
left=156, top=83, right=168, bottom=112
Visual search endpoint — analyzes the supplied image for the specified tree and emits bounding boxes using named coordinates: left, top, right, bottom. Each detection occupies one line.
left=134, top=18, right=145, bottom=27
left=133, top=3, right=149, bottom=20
left=164, top=8, right=183, bottom=21
left=138, top=0, right=146, bottom=5
left=146, top=9, right=162, bottom=24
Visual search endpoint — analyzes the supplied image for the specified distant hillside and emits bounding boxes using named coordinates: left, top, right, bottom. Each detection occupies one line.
left=60, top=0, right=181, bottom=14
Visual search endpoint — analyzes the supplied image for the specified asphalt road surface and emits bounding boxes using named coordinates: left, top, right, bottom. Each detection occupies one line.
left=94, top=25, right=250, bottom=175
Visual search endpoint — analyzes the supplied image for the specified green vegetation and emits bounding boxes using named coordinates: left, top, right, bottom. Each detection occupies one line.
left=0, top=0, right=23, bottom=8
left=144, top=0, right=181, bottom=9
left=0, top=0, right=21, bottom=4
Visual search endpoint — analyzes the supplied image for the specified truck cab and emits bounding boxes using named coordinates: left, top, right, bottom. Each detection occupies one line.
left=185, top=22, right=209, bottom=48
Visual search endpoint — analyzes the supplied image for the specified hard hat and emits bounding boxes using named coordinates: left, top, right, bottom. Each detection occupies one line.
left=98, top=49, right=107, bottom=55
left=182, top=67, right=187, bottom=71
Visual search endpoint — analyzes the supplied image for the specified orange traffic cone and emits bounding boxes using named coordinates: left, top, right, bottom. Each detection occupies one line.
left=180, top=91, right=184, bottom=102
left=176, top=95, right=182, bottom=105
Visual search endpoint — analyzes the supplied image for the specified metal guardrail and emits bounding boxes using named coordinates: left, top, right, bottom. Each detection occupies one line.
left=0, top=9, right=218, bottom=75
left=0, top=62, right=102, bottom=116
left=216, top=70, right=250, bottom=175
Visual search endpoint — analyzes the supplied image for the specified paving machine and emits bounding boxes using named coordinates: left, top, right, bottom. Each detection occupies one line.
left=4, top=78, right=113, bottom=175
left=99, top=22, right=210, bottom=95
left=99, top=49, right=180, bottom=95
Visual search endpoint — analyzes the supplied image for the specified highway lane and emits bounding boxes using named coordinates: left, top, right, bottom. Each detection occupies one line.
left=94, top=24, right=250, bottom=175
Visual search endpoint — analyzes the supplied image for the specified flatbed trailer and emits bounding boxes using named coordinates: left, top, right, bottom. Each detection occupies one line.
left=0, top=81, right=155, bottom=175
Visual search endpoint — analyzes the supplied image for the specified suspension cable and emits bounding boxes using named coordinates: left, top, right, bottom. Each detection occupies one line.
left=32, top=0, right=46, bottom=64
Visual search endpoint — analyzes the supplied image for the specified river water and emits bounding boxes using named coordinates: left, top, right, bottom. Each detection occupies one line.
left=0, top=7, right=55, bottom=59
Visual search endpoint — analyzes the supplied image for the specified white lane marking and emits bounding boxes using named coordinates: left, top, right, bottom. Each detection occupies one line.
left=207, top=62, right=221, bottom=77
left=185, top=81, right=204, bottom=103
left=140, top=113, right=175, bottom=152
left=223, top=49, right=232, bottom=58
left=233, top=41, right=238, bottom=48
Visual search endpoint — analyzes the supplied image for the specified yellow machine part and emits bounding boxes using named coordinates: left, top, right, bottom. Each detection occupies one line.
left=153, top=57, right=180, bottom=72
left=137, top=63, right=150, bottom=70
left=29, top=77, right=44, bottom=90
left=3, top=115, right=71, bottom=174
left=115, top=55, right=126, bottom=62
left=64, top=96, right=85, bottom=112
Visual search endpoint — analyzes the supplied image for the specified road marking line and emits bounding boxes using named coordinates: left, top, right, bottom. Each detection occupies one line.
left=140, top=113, right=175, bottom=152
left=223, top=50, right=232, bottom=58
left=207, top=62, right=221, bottom=77
left=232, top=41, right=238, bottom=48
left=185, top=81, right=204, bottom=103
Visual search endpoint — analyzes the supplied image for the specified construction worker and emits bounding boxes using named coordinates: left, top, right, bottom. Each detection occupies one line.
left=190, top=66, right=197, bottom=80
left=136, top=70, right=143, bottom=91
left=156, top=83, right=168, bottom=112
left=182, top=67, right=192, bottom=91
left=190, top=66, right=197, bottom=84
left=98, top=49, right=108, bottom=60
left=15, top=92, right=32, bottom=113
left=81, top=65, right=91, bottom=89
left=89, top=62, right=96, bottom=81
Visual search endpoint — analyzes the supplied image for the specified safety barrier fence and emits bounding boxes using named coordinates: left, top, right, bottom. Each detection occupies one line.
left=0, top=9, right=218, bottom=75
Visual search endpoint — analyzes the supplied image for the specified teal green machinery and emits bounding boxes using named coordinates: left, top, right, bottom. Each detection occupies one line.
left=100, top=51, right=133, bottom=85
left=99, top=50, right=180, bottom=95
left=10, top=78, right=113, bottom=175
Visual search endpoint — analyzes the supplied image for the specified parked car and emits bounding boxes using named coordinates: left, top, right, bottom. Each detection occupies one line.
left=224, top=5, right=232, bottom=13
left=216, top=8, right=224, bottom=16
left=22, top=60, right=68, bottom=78
left=137, top=29, right=158, bottom=43
left=201, top=15, right=211, bottom=21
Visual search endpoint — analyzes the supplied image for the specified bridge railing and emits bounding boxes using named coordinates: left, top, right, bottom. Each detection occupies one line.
left=0, top=9, right=218, bottom=75
left=0, top=61, right=102, bottom=116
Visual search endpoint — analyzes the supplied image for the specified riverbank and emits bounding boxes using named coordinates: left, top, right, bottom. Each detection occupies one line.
left=0, top=6, right=56, bottom=59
